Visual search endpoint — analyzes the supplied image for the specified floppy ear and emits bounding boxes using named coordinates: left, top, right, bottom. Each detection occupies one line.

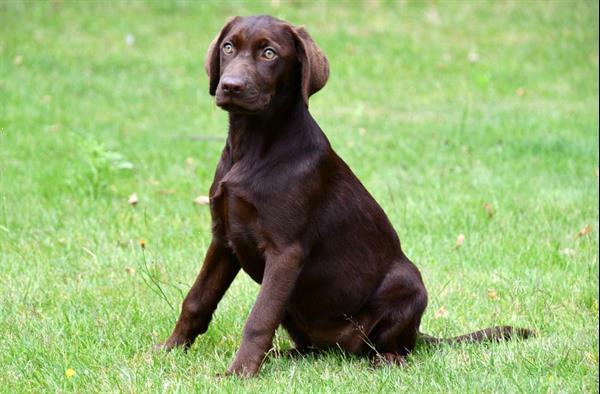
left=289, top=25, right=329, bottom=107
left=205, top=17, right=239, bottom=96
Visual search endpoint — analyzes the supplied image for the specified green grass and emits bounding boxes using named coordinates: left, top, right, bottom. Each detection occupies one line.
left=1, top=0, right=598, bottom=392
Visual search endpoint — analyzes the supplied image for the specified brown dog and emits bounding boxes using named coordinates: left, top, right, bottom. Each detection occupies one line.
left=158, top=15, right=533, bottom=376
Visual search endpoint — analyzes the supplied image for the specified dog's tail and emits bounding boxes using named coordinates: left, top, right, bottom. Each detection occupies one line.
left=419, top=326, right=535, bottom=345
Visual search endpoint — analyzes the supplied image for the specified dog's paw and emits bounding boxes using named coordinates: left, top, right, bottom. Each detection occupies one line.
left=153, top=342, right=173, bottom=352
left=370, top=352, right=408, bottom=368
left=153, top=337, right=191, bottom=352
left=225, top=360, right=260, bottom=378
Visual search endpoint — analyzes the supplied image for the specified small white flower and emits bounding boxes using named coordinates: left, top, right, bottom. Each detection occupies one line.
left=193, top=195, right=210, bottom=205
left=128, top=192, right=138, bottom=205
left=125, top=33, right=135, bottom=47
left=425, top=8, right=441, bottom=25
left=467, top=50, right=480, bottom=63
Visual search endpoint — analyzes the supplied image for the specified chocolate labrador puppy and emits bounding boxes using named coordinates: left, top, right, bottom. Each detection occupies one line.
left=158, top=15, right=533, bottom=376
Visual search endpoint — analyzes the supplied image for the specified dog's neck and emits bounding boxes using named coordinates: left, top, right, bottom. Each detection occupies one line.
left=226, top=95, right=315, bottom=163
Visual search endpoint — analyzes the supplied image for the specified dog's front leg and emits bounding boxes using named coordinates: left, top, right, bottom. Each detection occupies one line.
left=227, top=244, right=303, bottom=377
left=158, top=240, right=240, bottom=350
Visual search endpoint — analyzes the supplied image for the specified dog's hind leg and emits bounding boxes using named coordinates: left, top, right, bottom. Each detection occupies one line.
left=367, top=260, right=428, bottom=365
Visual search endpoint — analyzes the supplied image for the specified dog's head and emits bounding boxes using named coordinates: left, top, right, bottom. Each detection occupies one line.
left=205, top=15, right=329, bottom=113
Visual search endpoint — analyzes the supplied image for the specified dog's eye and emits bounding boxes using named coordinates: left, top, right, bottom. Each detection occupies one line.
left=262, top=48, right=277, bottom=60
left=222, top=43, right=234, bottom=55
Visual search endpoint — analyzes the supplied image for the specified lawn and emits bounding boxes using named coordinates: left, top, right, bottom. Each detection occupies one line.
left=1, top=0, right=598, bottom=392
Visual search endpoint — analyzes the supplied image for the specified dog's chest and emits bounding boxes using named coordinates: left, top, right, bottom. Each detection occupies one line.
left=211, top=180, right=266, bottom=283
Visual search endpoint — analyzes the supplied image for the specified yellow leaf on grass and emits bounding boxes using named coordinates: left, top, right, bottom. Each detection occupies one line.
left=434, top=306, right=447, bottom=319
left=487, top=289, right=498, bottom=300
left=483, top=203, right=494, bottom=218
left=65, top=368, right=76, bottom=378
left=455, top=234, right=465, bottom=249
left=576, top=225, right=592, bottom=238
left=585, top=352, right=598, bottom=366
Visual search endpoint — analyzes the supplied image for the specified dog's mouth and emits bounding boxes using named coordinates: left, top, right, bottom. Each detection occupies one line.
left=217, top=100, right=262, bottom=114
left=215, top=93, right=271, bottom=114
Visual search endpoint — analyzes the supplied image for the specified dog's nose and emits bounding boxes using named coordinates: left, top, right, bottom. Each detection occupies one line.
left=221, top=76, right=245, bottom=95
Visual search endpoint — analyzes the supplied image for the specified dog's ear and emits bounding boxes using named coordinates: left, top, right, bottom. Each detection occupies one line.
left=289, top=25, right=329, bottom=107
left=205, top=17, right=239, bottom=96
